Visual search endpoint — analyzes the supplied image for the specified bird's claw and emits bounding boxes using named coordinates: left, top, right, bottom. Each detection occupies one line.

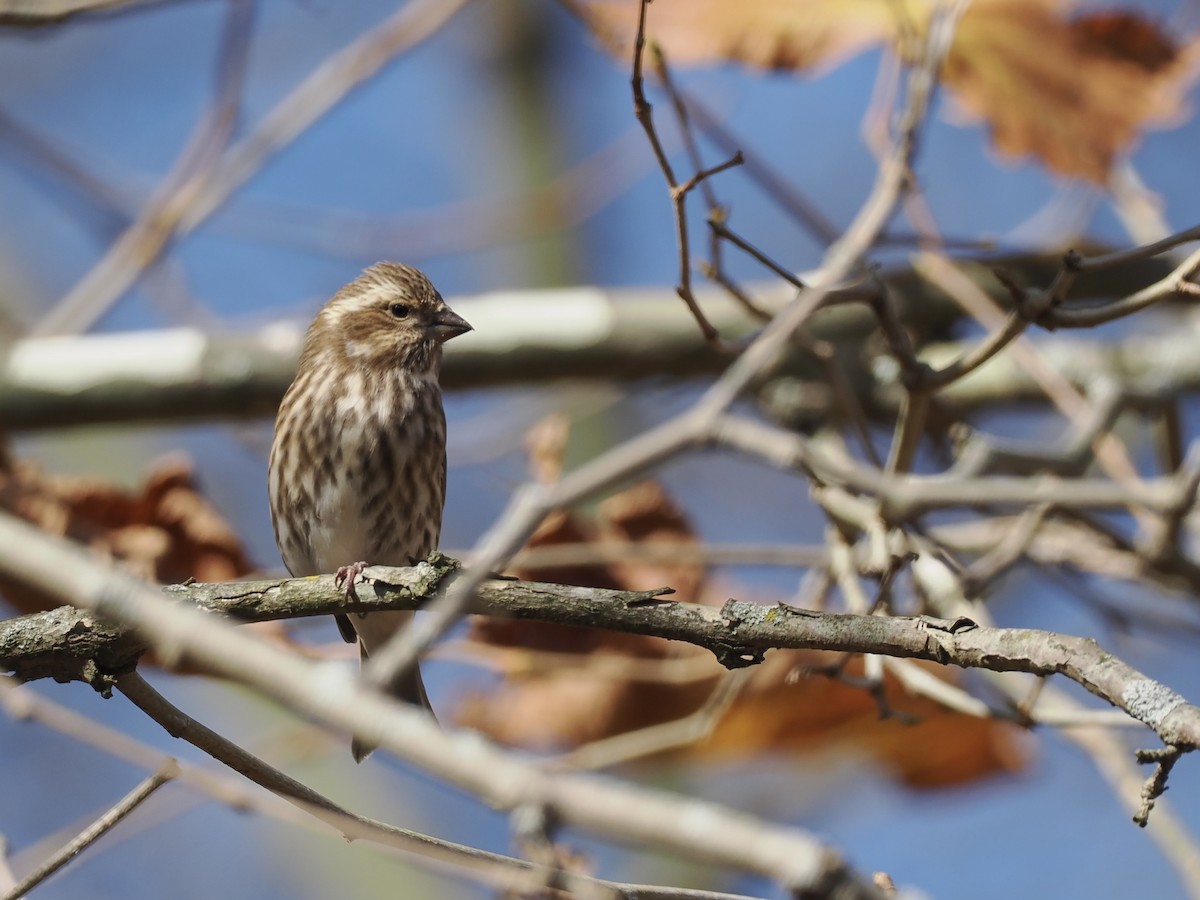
left=335, top=560, right=369, bottom=606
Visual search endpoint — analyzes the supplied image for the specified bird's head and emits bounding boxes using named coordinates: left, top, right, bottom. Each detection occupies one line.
left=307, top=262, right=472, bottom=374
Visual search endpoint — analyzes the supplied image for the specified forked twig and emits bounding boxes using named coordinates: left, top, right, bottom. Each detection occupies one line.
left=629, top=0, right=744, bottom=345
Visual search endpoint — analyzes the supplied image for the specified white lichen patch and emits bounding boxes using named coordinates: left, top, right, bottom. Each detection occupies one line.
left=1122, top=678, right=1188, bottom=727
left=731, top=602, right=772, bottom=626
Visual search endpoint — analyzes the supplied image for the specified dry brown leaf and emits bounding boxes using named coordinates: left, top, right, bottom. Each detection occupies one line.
left=944, top=4, right=1196, bottom=181
left=673, top=649, right=1026, bottom=788
left=459, top=417, right=1023, bottom=788
left=525, top=412, right=572, bottom=485
left=566, top=0, right=1199, bottom=180
left=0, top=453, right=253, bottom=615
left=458, top=615, right=1025, bottom=787
left=597, top=481, right=705, bottom=602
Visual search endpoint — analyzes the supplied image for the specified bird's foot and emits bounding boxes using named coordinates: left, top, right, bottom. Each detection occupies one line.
left=335, top=560, right=370, bottom=610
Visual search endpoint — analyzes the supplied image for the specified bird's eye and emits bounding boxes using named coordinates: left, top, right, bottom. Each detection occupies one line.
left=389, top=303, right=410, bottom=319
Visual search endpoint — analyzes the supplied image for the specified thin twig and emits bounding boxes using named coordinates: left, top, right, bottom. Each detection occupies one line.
left=629, top=1, right=727, bottom=344
left=2, top=762, right=178, bottom=900
left=1045, top=247, right=1200, bottom=329
left=707, top=219, right=807, bottom=288
left=114, top=672, right=636, bottom=898
left=1135, top=745, right=1183, bottom=828
left=31, top=0, right=257, bottom=336
left=649, top=47, right=771, bottom=324
left=1068, top=224, right=1200, bottom=271
left=552, top=669, right=754, bottom=772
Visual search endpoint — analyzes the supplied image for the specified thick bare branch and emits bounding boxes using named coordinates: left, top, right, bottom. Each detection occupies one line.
left=2, top=252, right=1186, bottom=432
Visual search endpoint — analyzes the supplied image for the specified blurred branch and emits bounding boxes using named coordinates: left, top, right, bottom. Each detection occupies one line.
left=500, top=540, right=830, bottom=570
left=0, top=110, right=661, bottom=269
left=0, top=841, right=12, bottom=895
left=4, top=251, right=1175, bottom=431
left=115, top=672, right=691, bottom=900
left=0, top=0, right=165, bottom=25
left=553, top=669, right=755, bottom=771
left=0, top=674, right=335, bottom=822
left=900, top=536, right=1200, bottom=896
left=2, top=676, right=729, bottom=900
left=0, top=513, right=882, bottom=899
left=4, top=249, right=1189, bottom=431
left=0, top=109, right=135, bottom=239
left=915, top=251, right=1155, bottom=532
left=4, top=555, right=1198, bottom=752
left=172, top=0, right=473, bottom=256
left=31, top=0, right=257, bottom=337
left=712, top=414, right=1187, bottom=516
left=216, top=121, right=658, bottom=261
left=29, top=0, right=471, bottom=337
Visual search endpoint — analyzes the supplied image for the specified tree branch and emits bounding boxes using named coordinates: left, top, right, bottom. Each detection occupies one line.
left=1, top=253, right=1181, bottom=432
left=0, top=513, right=881, bottom=898
left=3, top=553, right=1197, bottom=752
left=2, top=677, right=754, bottom=900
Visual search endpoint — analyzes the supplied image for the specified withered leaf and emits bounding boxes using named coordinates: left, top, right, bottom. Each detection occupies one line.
left=565, top=0, right=1199, bottom=180
left=0, top=454, right=253, bottom=615
left=458, top=416, right=1023, bottom=788
left=944, top=4, right=1196, bottom=180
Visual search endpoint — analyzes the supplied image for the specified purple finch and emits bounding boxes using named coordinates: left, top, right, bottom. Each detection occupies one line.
left=268, top=262, right=471, bottom=760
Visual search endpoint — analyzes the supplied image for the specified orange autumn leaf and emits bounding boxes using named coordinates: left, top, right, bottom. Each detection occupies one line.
left=944, top=5, right=1195, bottom=181
left=565, top=0, right=1199, bottom=180
left=672, top=650, right=1026, bottom=788
left=459, top=641, right=1026, bottom=788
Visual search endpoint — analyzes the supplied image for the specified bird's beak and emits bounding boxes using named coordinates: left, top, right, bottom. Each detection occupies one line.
left=428, top=307, right=473, bottom=343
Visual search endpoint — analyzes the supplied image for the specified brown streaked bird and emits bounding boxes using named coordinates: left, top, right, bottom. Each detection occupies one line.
left=268, top=262, right=471, bottom=761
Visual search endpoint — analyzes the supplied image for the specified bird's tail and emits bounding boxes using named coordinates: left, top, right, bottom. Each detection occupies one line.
left=347, top=610, right=436, bottom=763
